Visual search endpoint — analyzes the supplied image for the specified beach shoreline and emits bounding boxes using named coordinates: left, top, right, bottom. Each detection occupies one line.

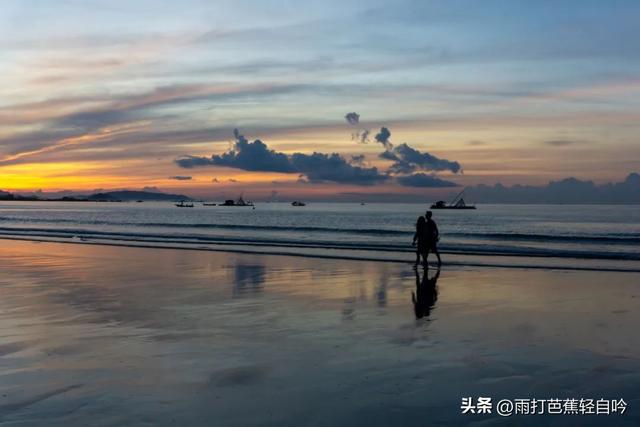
left=0, top=234, right=638, bottom=274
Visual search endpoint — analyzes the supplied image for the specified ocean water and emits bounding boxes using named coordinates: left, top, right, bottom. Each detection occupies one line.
left=0, top=201, right=638, bottom=270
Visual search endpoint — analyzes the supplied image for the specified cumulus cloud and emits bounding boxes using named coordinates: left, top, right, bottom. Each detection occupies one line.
left=350, top=154, right=366, bottom=165
left=344, top=112, right=360, bottom=125
left=176, top=129, right=388, bottom=185
left=176, top=130, right=292, bottom=172
left=372, top=125, right=460, bottom=174
left=232, top=128, right=248, bottom=144
left=350, top=130, right=370, bottom=144
left=357, top=129, right=370, bottom=144
left=176, top=127, right=462, bottom=187
left=345, top=112, right=370, bottom=144
left=375, top=123, right=462, bottom=175
left=290, top=152, right=385, bottom=184
left=168, top=175, right=192, bottom=180
left=211, top=130, right=293, bottom=172
left=379, top=150, right=398, bottom=161
left=396, top=173, right=458, bottom=187
left=391, top=143, right=461, bottom=174
left=378, top=141, right=461, bottom=175
left=374, top=127, right=392, bottom=149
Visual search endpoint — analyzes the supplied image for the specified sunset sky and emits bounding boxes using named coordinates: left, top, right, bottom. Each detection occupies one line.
left=1, top=0, right=639, bottom=199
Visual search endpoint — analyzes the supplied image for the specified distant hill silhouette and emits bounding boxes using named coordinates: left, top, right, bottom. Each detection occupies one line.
left=87, top=190, right=192, bottom=201
left=0, top=189, right=191, bottom=202
left=0, top=190, right=15, bottom=200
left=0, top=190, right=40, bottom=201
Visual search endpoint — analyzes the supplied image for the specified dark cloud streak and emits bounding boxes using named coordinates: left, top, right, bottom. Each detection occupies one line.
left=544, top=139, right=586, bottom=147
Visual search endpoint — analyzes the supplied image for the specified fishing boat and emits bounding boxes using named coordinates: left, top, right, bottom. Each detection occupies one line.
left=291, top=201, right=306, bottom=206
left=431, top=189, right=476, bottom=210
left=236, top=195, right=254, bottom=207
left=175, top=200, right=194, bottom=208
left=221, top=195, right=254, bottom=207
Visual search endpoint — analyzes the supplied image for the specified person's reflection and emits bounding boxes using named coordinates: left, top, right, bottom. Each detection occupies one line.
left=233, top=264, right=265, bottom=296
left=412, top=267, right=439, bottom=319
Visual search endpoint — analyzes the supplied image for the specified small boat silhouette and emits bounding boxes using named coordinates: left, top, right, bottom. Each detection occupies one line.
left=220, top=195, right=254, bottom=207
left=431, top=189, right=476, bottom=210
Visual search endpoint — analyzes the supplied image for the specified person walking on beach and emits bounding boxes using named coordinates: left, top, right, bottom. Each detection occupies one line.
left=412, top=216, right=427, bottom=266
left=424, top=211, right=442, bottom=267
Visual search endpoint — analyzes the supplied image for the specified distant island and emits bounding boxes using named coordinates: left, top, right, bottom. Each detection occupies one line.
left=86, top=191, right=192, bottom=202
left=0, top=190, right=192, bottom=202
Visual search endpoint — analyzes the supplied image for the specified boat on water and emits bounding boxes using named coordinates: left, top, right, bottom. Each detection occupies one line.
left=175, top=201, right=194, bottom=208
left=202, top=202, right=217, bottom=206
left=221, top=195, right=254, bottom=207
left=431, top=189, right=476, bottom=210
left=291, top=201, right=306, bottom=206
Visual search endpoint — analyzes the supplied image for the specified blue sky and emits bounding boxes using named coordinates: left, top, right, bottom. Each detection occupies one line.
left=1, top=0, right=639, bottom=198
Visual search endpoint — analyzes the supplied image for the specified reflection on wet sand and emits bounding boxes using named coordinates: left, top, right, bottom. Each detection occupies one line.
left=1, top=240, right=640, bottom=426
left=233, top=264, right=266, bottom=296
left=412, top=267, right=439, bottom=319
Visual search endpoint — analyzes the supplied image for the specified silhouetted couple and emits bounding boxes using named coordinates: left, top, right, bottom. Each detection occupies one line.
left=412, top=210, right=442, bottom=267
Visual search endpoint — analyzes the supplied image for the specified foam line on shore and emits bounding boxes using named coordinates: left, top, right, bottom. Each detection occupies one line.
left=1, top=219, right=639, bottom=245
left=1, top=235, right=639, bottom=274
left=0, top=227, right=638, bottom=261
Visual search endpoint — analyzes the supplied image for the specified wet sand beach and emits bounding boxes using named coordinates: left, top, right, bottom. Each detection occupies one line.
left=1, top=239, right=639, bottom=426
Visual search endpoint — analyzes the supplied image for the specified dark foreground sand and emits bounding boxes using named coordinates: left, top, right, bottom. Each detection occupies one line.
left=0, top=239, right=639, bottom=426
